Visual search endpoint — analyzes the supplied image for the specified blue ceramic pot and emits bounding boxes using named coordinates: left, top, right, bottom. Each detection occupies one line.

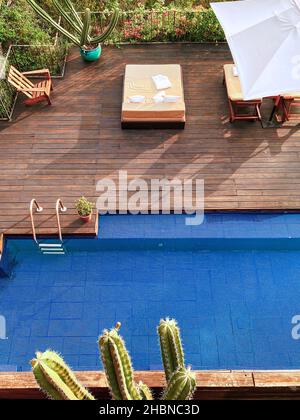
left=80, top=45, right=102, bottom=62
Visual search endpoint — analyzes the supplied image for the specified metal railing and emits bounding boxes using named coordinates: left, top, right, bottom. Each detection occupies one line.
left=29, top=199, right=43, bottom=243
left=90, top=9, right=224, bottom=44
left=55, top=199, right=67, bottom=242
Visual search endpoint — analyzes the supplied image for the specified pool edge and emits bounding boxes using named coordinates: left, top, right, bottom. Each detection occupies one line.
left=0, top=370, right=300, bottom=400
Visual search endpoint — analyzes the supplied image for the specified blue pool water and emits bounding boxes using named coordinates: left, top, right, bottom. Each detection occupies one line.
left=1, top=213, right=300, bottom=372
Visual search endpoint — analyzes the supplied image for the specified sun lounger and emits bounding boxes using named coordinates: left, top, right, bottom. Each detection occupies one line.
left=223, top=64, right=262, bottom=123
left=121, top=64, right=186, bottom=129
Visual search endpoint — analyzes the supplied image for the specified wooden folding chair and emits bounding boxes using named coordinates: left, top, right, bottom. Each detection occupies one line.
left=223, top=64, right=262, bottom=123
left=7, top=65, right=53, bottom=106
left=278, top=94, right=300, bottom=122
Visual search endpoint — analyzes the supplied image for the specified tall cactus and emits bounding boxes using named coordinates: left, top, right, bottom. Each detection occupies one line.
left=158, top=318, right=185, bottom=382
left=26, top=0, right=119, bottom=48
left=98, top=322, right=142, bottom=400
left=31, top=350, right=95, bottom=400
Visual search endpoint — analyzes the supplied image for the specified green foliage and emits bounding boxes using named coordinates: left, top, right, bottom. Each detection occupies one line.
left=104, top=6, right=225, bottom=44
left=31, top=350, right=95, bottom=400
left=0, top=0, right=52, bottom=49
left=75, top=196, right=94, bottom=217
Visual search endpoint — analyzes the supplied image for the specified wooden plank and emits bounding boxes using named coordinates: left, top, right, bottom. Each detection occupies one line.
left=2, top=370, right=300, bottom=400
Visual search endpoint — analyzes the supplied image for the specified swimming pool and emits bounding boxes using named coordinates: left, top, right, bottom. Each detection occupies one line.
left=1, top=213, right=300, bottom=372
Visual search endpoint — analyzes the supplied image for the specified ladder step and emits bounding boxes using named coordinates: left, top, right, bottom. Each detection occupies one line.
left=43, top=251, right=65, bottom=255
left=39, top=243, right=63, bottom=248
left=40, top=248, right=64, bottom=252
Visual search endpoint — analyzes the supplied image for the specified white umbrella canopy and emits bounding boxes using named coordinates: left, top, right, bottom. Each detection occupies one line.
left=211, top=0, right=300, bottom=100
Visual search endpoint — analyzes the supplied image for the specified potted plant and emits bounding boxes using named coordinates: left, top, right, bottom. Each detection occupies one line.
left=75, top=196, right=94, bottom=223
left=27, top=0, right=119, bottom=62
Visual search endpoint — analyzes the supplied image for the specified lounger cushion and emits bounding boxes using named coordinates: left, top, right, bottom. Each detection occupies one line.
left=122, top=64, right=185, bottom=122
left=223, top=64, right=261, bottom=102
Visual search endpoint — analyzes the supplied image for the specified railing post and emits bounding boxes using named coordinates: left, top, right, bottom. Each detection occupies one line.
left=29, top=199, right=43, bottom=243
left=55, top=199, right=67, bottom=242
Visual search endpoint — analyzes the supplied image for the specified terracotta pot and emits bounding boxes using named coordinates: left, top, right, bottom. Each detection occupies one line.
left=79, top=213, right=92, bottom=223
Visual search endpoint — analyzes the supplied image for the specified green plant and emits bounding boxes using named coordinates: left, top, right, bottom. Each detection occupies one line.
left=75, top=196, right=94, bottom=217
left=31, top=350, right=95, bottom=400
left=99, top=322, right=147, bottom=400
left=27, top=0, right=119, bottom=49
left=158, top=318, right=184, bottom=382
left=99, top=319, right=196, bottom=400
left=31, top=318, right=197, bottom=400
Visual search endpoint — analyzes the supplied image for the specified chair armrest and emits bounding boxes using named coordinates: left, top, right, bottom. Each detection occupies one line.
left=22, top=69, right=51, bottom=79
left=19, top=88, right=46, bottom=92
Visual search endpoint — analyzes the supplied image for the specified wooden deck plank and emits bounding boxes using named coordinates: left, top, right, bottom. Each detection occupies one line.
left=1, top=43, right=300, bottom=236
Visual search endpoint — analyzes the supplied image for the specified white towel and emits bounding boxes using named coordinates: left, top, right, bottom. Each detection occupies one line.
left=129, top=95, right=145, bottom=103
left=163, top=95, right=180, bottom=103
left=153, top=91, right=166, bottom=103
left=152, top=74, right=172, bottom=90
left=233, top=66, right=239, bottom=77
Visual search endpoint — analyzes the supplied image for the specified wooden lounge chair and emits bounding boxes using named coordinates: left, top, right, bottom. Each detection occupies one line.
left=7, top=65, right=53, bottom=106
left=223, top=64, right=262, bottom=123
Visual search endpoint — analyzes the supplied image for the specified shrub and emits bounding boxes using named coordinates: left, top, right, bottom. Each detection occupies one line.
left=75, top=197, right=94, bottom=217
left=0, top=0, right=53, bottom=50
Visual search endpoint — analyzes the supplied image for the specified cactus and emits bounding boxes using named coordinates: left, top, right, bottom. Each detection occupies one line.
left=31, top=350, right=95, bottom=400
left=26, top=0, right=119, bottom=49
left=163, top=367, right=196, bottom=401
left=158, top=318, right=185, bottom=382
left=30, top=318, right=196, bottom=401
left=137, top=381, right=154, bottom=400
left=98, top=322, right=142, bottom=400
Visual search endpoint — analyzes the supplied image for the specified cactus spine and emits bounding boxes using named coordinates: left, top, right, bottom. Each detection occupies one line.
left=98, top=322, right=142, bottom=400
left=26, top=0, right=119, bottom=48
left=163, top=367, right=196, bottom=401
left=158, top=318, right=185, bottom=382
left=31, top=350, right=95, bottom=400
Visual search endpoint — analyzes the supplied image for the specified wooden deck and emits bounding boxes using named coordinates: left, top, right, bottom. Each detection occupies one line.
left=1, top=43, right=300, bottom=236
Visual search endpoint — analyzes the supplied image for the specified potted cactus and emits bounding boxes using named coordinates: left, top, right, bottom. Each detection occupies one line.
left=27, top=0, right=119, bottom=62
left=75, top=196, right=94, bottom=223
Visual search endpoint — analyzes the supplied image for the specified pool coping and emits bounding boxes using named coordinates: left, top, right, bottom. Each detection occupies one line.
left=1, top=370, right=300, bottom=400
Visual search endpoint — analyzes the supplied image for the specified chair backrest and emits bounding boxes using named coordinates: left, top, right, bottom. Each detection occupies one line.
left=7, top=66, right=34, bottom=98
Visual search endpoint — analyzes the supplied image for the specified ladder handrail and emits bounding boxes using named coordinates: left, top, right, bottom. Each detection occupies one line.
left=56, top=199, right=67, bottom=242
left=29, top=199, right=43, bottom=243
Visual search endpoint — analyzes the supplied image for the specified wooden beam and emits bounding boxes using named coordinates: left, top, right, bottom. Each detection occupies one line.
left=1, top=370, right=300, bottom=400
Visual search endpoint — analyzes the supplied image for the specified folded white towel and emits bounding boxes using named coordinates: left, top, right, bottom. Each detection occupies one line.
left=129, top=95, right=145, bottom=103
left=153, top=91, right=166, bottom=104
left=163, top=95, right=180, bottom=103
left=152, top=74, right=172, bottom=90
left=233, top=66, right=239, bottom=77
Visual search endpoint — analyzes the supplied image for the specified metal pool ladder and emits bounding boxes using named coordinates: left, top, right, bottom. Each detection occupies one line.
left=30, top=198, right=67, bottom=255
